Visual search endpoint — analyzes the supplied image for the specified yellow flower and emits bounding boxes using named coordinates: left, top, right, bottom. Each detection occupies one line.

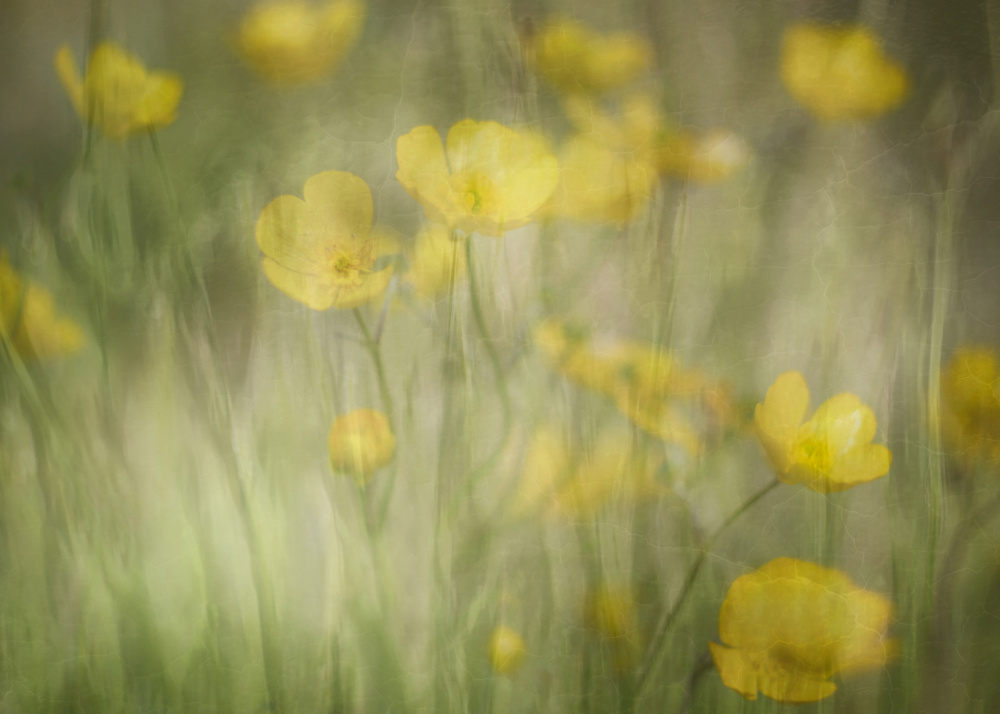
left=402, top=224, right=466, bottom=299
left=55, top=42, right=183, bottom=139
left=328, top=409, right=395, bottom=482
left=235, top=0, right=365, bottom=85
left=256, top=170, right=393, bottom=310
left=710, top=557, right=897, bottom=703
left=544, top=134, right=655, bottom=224
left=754, top=372, right=891, bottom=493
left=487, top=625, right=527, bottom=675
left=531, top=17, right=652, bottom=95
left=0, top=254, right=84, bottom=362
left=939, top=346, right=1000, bottom=466
left=395, top=120, right=559, bottom=237
left=781, top=23, right=908, bottom=121
left=533, top=319, right=622, bottom=396
left=585, top=584, right=640, bottom=670
left=653, top=128, right=750, bottom=183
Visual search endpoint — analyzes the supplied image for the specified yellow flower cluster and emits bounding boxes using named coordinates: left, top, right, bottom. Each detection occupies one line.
left=396, top=120, right=559, bottom=237
left=939, top=346, right=1000, bottom=467
left=328, top=408, right=395, bottom=483
left=710, top=557, right=897, bottom=703
left=754, top=372, right=891, bottom=493
left=235, top=0, right=365, bottom=85
left=0, top=254, right=84, bottom=362
left=781, top=23, right=908, bottom=121
left=55, top=42, right=183, bottom=139
left=256, top=171, right=394, bottom=310
left=534, top=319, right=735, bottom=455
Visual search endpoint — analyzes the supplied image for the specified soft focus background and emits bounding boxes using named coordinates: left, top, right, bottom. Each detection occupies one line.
left=2, top=0, right=1000, bottom=712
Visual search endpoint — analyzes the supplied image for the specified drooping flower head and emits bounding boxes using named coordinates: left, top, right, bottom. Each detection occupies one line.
left=235, top=0, right=365, bottom=85
left=781, top=23, right=908, bottom=121
left=55, top=42, right=183, bottom=139
left=487, top=625, right=527, bottom=675
left=256, top=170, right=393, bottom=310
left=530, top=17, right=652, bottom=95
left=710, top=557, right=897, bottom=703
left=754, top=372, right=891, bottom=493
left=939, top=346, right=1000, bottom=467
left=328, top=408, right=395, bottom=483
left=396, top=120, right=559, bottom=237
left=0, top=254, right=84, bottom=362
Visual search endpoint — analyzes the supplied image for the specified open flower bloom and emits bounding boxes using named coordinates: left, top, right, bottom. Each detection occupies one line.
left=487, top=625, right=527, bottom=675
left=402, top=224, right=467, bottom=299
left=396, top=120, right=559, bottom=237
left=509, top=424, right=666, bottom=520
left=755, top=372, right=891, bottom=493
left=710, top=558, right=898, bottom=703
left=235, top=0, right=365, bottom=85
left=939, top=346, right=1000, bottom=466
left=256, top=171, right=393, bottom=310
left=328, top=409, right=395, bottom=482
left=534, top=319, right=736, bottom=455
left=0, top=254, right=84, bottom=362
left=562, top=94, right=749, bottom=185
left=543, top=133, right=655, bottom=224
left=781, top=23, right=908, bottom=121
left=55, top=42, right=183, bottom=139
left=531, top=17, right=652, bottom=95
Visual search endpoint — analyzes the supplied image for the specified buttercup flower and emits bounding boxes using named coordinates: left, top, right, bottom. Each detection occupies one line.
left=531, top=17, right=652, bottom=95
left=710, top=557, right=897, bottom=703
left=402, top=224, right=467, bottom=299
left=487, top=625, right=527, bottom=675
left=940, top=346, right=1000, bottom=466
left=328, top=409, right=396, bottom=482
left=754, top=372, right=891, bottom=493
left=396, top=120, right=559, bottom=237
left=0, top=254, right=84, bottom=362
left=781, top=23, right=908, bottom=121
left=235, top=0, right=365, bottom=85
left=55, top=42, right=183, bottom=139
left=544, top=134, right=655, bottom=224
left=256, top=170, right=393, bottom=310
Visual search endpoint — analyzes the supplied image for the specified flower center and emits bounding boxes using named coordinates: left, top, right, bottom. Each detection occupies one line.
left=326, top=248, right=366, bottom=286
left=455, top=172, right=499, bottom=215
left=793, top=435, right=832, bottom=474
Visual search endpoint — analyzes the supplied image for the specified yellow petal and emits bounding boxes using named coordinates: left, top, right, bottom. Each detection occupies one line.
left=302, top=170, right=374, bottom=249
left=328, top=408, right=396, bottom=482
left=54, top=45, right=85, bottom=116
left=133, top=71, right=184, bottom=129
left=328, top=265, right=393, bottom=310
left=825, top=443, right=891, bottom=492
left=396, top=125, right=454, bottom=226
left=709, top=643, right=760, bottom=700
left=487, top=626, right=527, bottom=675
left=261, top=257, right=336, bottom=310
left=256, top=194, right=317, bottom=273
left=754, top=372, right=810, bottom=473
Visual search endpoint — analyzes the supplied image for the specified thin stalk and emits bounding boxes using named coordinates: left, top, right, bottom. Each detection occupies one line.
left=630, top=478, right=782, bottom=703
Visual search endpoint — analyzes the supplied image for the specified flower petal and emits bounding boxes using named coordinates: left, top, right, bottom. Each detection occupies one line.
left=754, top=372, right=810, bottom=473
left=396, top=125, right=454, bottom=225
left=133, top=71, right=184, bottom=129
left=261, top=257, right=336, bottom=310
left=54, top=46, right=85, bottom=116
left=302, top=170, right=373, bottom=250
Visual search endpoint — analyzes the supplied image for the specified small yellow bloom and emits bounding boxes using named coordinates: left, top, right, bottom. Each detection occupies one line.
left=531, top=18, right=652, bottom=95
left=940, top=346, right=1000, bottom=466
left=395, top=120, right=559, bottom=237
left=235, top=0, right=365, bottom=85
left=781, top=23, right=908, bottom=121
left=544, top=134, right=655, bottom=224
left=256, top=170, right=393, bottom=310
left=710, top=557, right=897, bottom=703
left=487, top=625, right=527, bottom=675
left=0, top=254, right=84, bottom=362
left=55, top=42, right=183, bottom=139
left=585, top=584, right=640, bottom=670
left=402, top=224, right=467, bottom=299
left=754, top=372, right=891, bottom=493
left=328, top=408, right=395, bottom=482
left=533, top=319, right=622, bottom=396
left=653, top=128, right=750, bottom=183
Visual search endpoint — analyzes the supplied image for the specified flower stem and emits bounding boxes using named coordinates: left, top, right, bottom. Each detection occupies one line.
left=630, top=477, right=782, bottom=703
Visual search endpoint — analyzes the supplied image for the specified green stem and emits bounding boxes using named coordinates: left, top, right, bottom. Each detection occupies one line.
left=630, top=478, right=781, bottom=703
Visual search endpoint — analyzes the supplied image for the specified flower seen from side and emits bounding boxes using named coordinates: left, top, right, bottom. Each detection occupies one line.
left=710, top=557, right=897, bottom=703
left=55, top=42, right=183, bottom=139
left=402, top=224, right=467, bottom=299
left=531, top=17, right=652, bottom=95
left=235, top=0, right=365, bottom=85
left=754, top=372, right=891, bottom=493
left=328, top=408, right=396, bottom=483
left=781, top=23, right=908, bottom=121
left=396, top=119, right=559, bottom=237
left=256, top=170, right=393, bottom=310
left=487, top=625, right=527, bottom=675
left=0, top=254, right=84, bottom=362
left=939, top=346, right=1000, bottom=467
